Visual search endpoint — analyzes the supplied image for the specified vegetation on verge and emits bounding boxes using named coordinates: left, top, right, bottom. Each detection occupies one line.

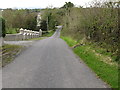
left=61, top=2, right=119, bottom=62
left=42, top=30, right=55, bottom=37
left=26, top=37, right=46, bottom=41
left=61, top=36, right=118, bottom=88
left=0, top=44, right=23, bottom=67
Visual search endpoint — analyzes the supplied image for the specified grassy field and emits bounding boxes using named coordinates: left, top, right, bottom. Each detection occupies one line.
left=61, top=36, right=118, bottom=88
left=6, top=28, right=19, bottom=34
left=0, top=44, right=23, bottom=67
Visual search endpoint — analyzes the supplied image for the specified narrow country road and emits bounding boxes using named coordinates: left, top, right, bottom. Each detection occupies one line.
left=2, top=26, right=108, bottom=88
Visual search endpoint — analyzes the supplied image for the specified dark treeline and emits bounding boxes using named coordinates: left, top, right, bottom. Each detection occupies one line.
left=41, top=1, right=120, bottom=61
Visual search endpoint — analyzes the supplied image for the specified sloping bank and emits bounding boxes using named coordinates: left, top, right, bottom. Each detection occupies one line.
left=61, top=36, right=118, bottom=88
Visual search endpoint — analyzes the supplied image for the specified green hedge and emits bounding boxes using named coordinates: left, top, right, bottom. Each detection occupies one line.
left=0, top=17, right=6, bottom=37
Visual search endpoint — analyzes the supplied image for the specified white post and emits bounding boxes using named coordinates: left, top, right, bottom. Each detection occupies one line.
left=0, top=37, right=4, bottom=46
left=39, top=29, right=42, bottom=36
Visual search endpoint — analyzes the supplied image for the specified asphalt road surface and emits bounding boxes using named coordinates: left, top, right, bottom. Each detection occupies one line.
left=2, top=26, right=108, bottom=88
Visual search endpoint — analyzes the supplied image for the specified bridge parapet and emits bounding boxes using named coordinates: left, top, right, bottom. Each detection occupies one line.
left=4, top=28, right=42, bottom=41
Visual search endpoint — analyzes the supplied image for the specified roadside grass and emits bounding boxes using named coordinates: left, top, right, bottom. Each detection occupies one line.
left=0, top=44, right=23, bottom=67
left=61, top=36, right=118, bottom=88
left=26, top=37, right=46, bottom=41
left=42, top=30, right=55, bottom=37
left=61, top=36, right=78, bottom=47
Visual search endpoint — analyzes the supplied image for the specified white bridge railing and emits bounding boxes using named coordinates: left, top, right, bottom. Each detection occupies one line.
left=4, top=28, right=42, bottom=41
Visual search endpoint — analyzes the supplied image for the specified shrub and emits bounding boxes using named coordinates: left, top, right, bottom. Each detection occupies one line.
left=40, top=20, right=47, bottom=31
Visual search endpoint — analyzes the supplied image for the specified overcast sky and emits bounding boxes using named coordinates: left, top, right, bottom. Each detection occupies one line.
left=1, top=0, right=117, bottom=9
left=0, top=0, right=99, bottom=9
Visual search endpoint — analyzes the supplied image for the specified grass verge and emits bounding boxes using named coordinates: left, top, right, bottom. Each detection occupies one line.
left=61, top=36, right=118, bottom=88
left=42, top=30, right=55, bottom=37
left=0, top=44, right=23, bottom=67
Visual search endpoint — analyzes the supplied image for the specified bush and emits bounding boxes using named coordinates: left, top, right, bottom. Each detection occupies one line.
left=40, top=20, right=47, bottom=31
left=0, top=17, right=6, bottom=37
